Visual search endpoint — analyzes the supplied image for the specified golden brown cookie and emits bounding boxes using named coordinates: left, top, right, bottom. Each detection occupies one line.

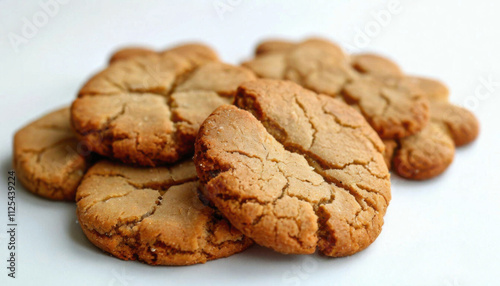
left=342, top=75, right=430, bottom=139
left=255, top=39, right=294, bottom=55
left=76, top=159, right=252, bottom=266
left=382, top=139, right=398, bottom=169
left=428, top=100, right=479, bottom=147
left=72, top=45, right=256, bottom=166
left=243, top=38, right=430, bottom=139
left=352, top=55, right=479, bottom=179
left=195, top=80, right=391, bottom=257
left=13, top=107, right=94, bottom=201
left=401, top=76, right=449, bottom=102
left=393, top=123, right=455, bottom=180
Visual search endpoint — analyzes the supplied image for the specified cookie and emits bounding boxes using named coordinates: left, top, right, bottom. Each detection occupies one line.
left=428, top=100, right=479, bottom=147
left=13, top=107, right=94, bottom=201
left=392, top=122, right=455, bottom=180
left=243, top=38, right=430, bottom=139
left=351, top=55, right=449, bottom=102
left=352, top=55, right=479, bottom=179
left=76, top=159, right=252, bottom=265
left=72, top=44, right=256, bottom=166
left=195, top=79, right=391, bottom=257
left=350, top=53, right=403, bottom=77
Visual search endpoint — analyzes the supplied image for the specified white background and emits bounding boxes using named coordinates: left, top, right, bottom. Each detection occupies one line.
left=1, top=0, right=499, bottom=285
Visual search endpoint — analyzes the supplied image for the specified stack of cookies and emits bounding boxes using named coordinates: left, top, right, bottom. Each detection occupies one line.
left=13, top=38, right=479, bottom=265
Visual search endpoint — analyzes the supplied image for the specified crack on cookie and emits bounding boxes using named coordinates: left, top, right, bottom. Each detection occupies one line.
left=74, top=55, right=256, bottom=166
left=81, top=189, right=135, bottom=212
left=78, top=161, right=252, bottom=265
left=217, top=133, right=380, bottom=251
left=293, top=94, right=318, bottom=149
left=197, top=98, right=390, bottom=256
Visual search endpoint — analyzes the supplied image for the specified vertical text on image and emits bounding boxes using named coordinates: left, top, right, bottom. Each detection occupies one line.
left=6, top=170, right=17, bottom=278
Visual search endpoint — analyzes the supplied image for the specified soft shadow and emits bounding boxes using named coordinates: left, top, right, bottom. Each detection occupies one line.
left=242, top=245, right=331, bottom=264
left=390, top=170, right=449, bottom=190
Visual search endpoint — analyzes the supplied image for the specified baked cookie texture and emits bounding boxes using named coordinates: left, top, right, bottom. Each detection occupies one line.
left=76, top=159, right=252, bottom=265
left=13, top=107, right=94, bottom=201
left=243, top=38, right=430, bottom=139
left=245, top=38, right=479, bottom=180
left=72, top=43, right=256, bottom=166
left=195, top=80, right=391, bottom=257
left=351, top=54, right=479, bottom=179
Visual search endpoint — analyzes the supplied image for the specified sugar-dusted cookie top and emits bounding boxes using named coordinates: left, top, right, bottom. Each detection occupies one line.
left=76, top=159, right=252, bottom=265
left=195, top=79, right=391, bottom=257
left=13, top=107, right=94, bottom=201
left=72, top=44, right=256, bottom=166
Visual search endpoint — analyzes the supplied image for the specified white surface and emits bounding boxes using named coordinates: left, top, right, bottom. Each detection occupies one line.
left=1, top=0, right=499, bottom=285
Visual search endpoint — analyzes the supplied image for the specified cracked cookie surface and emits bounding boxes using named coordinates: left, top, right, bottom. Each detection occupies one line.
left=76, top=159, right=252, bottom=265
left=72, top=44, right=256, bottom=166
left=13, top=107, right=94, bottom=201
left=352, top=53, right=479, bottom=179
left=195, top=80, right=391, bottom=257
left=243, top=38, right=430, bottom=139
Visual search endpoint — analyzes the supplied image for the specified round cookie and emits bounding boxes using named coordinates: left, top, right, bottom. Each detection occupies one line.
left=386, top=98, right=478, bottom=179
left=13, top=107, right=94, bottom=201
left=350, top=53, right=479, bottom=178
left=195, top=79, right=391, bottom=257
left=76, top=160, right=252, bottom=265
left=393, top=123, right=455, bottom=180
left=72, top=45, right=256, bottom=166
left=429, top=100, right=479, bottom=147
left=243, top=38, right=430, bottom=139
